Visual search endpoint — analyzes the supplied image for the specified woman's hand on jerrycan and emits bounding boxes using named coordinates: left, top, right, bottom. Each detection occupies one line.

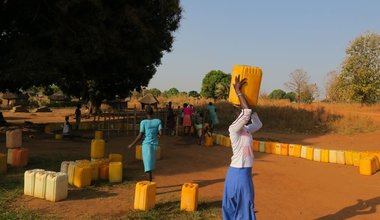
left=233, top=75, right=247, bottom=94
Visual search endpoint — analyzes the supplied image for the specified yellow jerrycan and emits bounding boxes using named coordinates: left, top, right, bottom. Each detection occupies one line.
left=134, top=181, right=157, bottom=211
left=180, top=183, right=199, bottom=211
left=228, top=65, right=263, bottom=106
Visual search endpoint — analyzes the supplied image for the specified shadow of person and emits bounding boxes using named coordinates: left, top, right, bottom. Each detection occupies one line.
left=192, top=178, right=225, bottom=188
left=315, top=197, right=379, bottom=220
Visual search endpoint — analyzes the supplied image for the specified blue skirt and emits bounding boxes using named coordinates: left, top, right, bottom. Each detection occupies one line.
left=222, top=167, right=256, bottom=220
left=142, top=143, right=157, bottom=172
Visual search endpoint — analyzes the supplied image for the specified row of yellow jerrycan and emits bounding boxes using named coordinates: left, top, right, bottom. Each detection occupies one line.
left=60, top=154, right=123, bottom=188
left=204, top=132, right=213, bottom=147
left=252, top=140, right=380, bottom=175
left=135, top=145, right=162, bottom=160
left=134, top=181, right=199, bottom=211
left=24, top=169, right=68, bottom=202
left=46, top=123, right=140, bottom=132
left=46, top=123, right=115, bottom=133
left=56, top=129, right=105, bottom=141
left=81, top=123, right=134, bottom=130
left=212, top=134, right=231, bottom=147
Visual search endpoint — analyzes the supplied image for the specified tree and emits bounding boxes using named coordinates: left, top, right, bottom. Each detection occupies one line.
left=163, top=88, right=179, bottom=97
left=300, top=83, right=319, bottom=103
left=259, top=91, right=269, bottom=99
left=284, top=92, right=296, bottom=102
left=201, top=70, right=231, bottom=99
left=338, top=32, right=380, bottom=104
left=214, top=82, right=230, bottom=100
left=268, top=89, right=286, bottom=99
left=284, top=69, right=310, bottom=103
left=0, top=0, right=182, bottom=111
left=43, top=84, right=62, bottom=96
left=179, top=91, right=188, bottom=97
left=284, top=69, right=318, bottom=103
left=325, top=70, right=344, bottom=102
left=147, top=88, right=161, bottom=97
left=188, top=90, right=200, bottom=98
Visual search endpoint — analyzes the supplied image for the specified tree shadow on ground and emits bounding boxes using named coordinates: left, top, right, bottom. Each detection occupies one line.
left=68, top=187, right=118, bottom=200
left=314, top=196, right=380, bottom=220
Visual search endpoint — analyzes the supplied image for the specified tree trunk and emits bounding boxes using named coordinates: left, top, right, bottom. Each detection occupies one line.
left=89, top=99, right=102, bottom=121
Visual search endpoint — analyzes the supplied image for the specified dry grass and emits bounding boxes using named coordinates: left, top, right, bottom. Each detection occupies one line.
left=214, top=100, right=341, bottom=134
left=128, top=95, right=379, bottom=135
left=128, top=96, right=213, bottom=110
left=328, top=114, right=377, bottom=134
left=252, top=100, right=378, bottom=134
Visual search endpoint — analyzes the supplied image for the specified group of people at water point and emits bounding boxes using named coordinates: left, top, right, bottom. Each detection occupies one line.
left=59, top=78, right=260, bottom=219
left=165, top=100, right=220, bottom=138
left=129, top=75, right=262, bottom=219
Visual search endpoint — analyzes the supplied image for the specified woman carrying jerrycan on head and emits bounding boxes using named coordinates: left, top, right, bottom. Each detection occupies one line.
left=128, top=106, right=162, bottom=182
left=222, top=75, right=263, bottom=220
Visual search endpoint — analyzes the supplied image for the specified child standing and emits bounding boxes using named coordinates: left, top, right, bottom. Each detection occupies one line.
left=194, top=112, right=204, bottom=138
left=198, top=123, right=210, bottom=145
left=62, top=116, right=71, bottom=137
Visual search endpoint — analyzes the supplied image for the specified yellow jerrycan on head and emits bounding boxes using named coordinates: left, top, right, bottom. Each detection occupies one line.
left=228, top=65, right=263, bottom=106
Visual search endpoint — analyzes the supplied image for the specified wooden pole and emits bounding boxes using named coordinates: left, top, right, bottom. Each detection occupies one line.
left=134, top=105, right=137, bottom=136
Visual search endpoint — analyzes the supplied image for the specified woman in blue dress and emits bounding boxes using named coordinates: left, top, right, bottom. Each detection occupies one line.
left=222, top=75, right=262, bottom=220
left=128, top=106, right=162, bottom=181
left=207, top=102, right=219, bottom=131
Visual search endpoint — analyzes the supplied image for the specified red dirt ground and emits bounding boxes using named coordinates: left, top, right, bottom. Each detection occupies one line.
left=2, top=109, right=380, bottom=219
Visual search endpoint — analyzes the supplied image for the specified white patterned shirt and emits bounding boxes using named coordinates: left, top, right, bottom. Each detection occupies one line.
left=228, top=109, right=263, bottom=168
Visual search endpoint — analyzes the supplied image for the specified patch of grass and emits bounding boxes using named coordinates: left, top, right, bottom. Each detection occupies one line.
left=211, top=99, right=379, bottom=135
left=123, top=200, right=222, bottom=220
left=0, top=176, right=41, bottom=220
left=27, top=153, right=82, bottom=171
left=213, top=101, right=342, bottom=134
left=0, top=153, right=82, bottom=219
left=329, top=114, right=378, bottom=135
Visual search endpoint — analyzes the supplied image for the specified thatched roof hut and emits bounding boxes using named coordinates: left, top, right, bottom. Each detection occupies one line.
left=139, top=94, right=159, bottom=109
left=1, top=92, right=29, bottom=100
left=48, top=92, right=69, bottom=102
left=0, top=92, right=29, bottom=107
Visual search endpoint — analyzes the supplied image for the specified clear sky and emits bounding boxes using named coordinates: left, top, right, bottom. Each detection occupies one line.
left=148, top=0, right=380, bottom=97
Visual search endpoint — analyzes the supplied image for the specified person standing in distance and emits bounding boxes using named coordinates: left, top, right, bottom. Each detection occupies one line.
left=207, top=102, right=219, bottom=132
left=74, top=104, right=81, bottom=130
left=222, top=75, right=263, bottom=220
left=128, top=106, right=162, bottom=181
